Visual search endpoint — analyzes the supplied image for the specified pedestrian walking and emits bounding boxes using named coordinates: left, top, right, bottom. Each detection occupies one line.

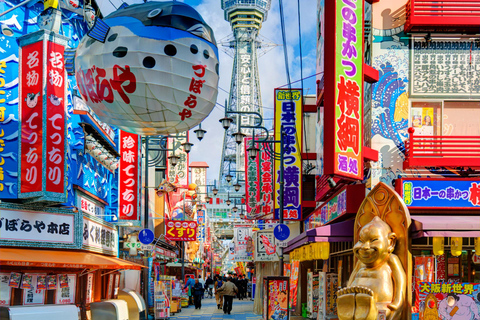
left=217, top=277, right=238, bottom=315
left=193, top=279, right=205, bottom=309
left=214, top=275, right=224, bottom=309
left=183, top=276, right=195, bottom=306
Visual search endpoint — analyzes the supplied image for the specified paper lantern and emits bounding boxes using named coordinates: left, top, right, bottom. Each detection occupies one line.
left=432, top=237, right=444, bottom=256
left=451, top=237, right=462, bottom=257
left=475, top=237, right=480, bottom=254
left=75, top=1, right=219, bottom=135
left=320, top=242, right=330, bottom=260
left=313, top=243, right=322, bottom=260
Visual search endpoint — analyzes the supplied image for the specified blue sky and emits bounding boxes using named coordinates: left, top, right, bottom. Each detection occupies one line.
left=99, top=0, right=318, bottom=182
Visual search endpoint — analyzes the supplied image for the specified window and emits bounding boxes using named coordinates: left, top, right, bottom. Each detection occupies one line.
left=410, top=100, right=480, bottom=136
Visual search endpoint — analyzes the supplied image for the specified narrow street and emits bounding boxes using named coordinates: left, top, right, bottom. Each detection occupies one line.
left=171, top=299, right=260, bottom=320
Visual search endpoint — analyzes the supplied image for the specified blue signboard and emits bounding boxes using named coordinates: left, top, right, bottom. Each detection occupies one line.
left=274, top=223, right=290, bottom=241
left=139, top=228, right=155, bottom=245
left=401, top=179, right=480, bottom=209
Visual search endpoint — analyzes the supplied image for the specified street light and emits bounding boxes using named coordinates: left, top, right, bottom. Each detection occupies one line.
left=232, top=206, right=238, bottom=213
left=247, top=144, right=260, bottom=160
left=194, top=123, right=207, bottom=141
left=205, top=195, right=212, bottom=203
left=226, top=199, right=231, bottom=206
left=232, top=131, right=246, bottom=145
left=226, top=174, right=233, bottom=183
left=167, top=153, right=180, bottom=167
left=219, top=116, right=234, bottom=130
left=181, top=141, right=194, bottom=154
left=212, top=188, right=219, bottom=196
left=233, top=183, right=241, bottom=192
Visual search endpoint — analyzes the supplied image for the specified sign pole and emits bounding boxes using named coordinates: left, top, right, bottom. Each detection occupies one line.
left=143, top=135, right=149, bottom=319
left=181, top=192, right=185, bottom=281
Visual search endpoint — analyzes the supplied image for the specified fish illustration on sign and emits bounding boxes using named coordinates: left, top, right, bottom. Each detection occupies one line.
left=73, top=1, right=219, bottom=135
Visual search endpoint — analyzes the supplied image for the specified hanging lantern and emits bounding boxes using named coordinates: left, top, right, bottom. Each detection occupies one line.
left=84, top=5, right=96, bottom=28
left=451, top=237, right=462, bottom=257
left=63, top=0, right=80, bottom=10
left=313, top=242, right=322, bottom=260
left=475, top=237, right=480, bottom=255
left=307, top=244, right=314, bottom=261
left=320, top=242, right=330, bottom=260
left=74, top=1, right=219, bottom=136
left=432, top=237, right=444, bottom=256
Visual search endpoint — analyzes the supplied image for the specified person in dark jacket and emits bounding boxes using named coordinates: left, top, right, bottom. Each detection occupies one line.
left=217, top=277, right=238, bottom=314
left=193, top=279, right=205, bottom=309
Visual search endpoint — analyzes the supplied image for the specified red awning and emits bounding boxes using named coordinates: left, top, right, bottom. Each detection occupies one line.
left=411, top=216, right=480, bottom=238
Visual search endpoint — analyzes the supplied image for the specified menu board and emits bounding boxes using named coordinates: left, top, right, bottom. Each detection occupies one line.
left=0, top=273, right=11, bottom=306
left=23, top=274, right=46, bottom=305
left=325, top=274, right=338, bottom=316
left=312, top=274, right=320, bottom=319
left=55, top=274, right=76, bottom=304
left=289, top=261, right=299, bottom=309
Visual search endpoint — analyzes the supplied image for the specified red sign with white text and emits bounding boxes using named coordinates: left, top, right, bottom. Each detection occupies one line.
left=45, top=41, right=66, bottom=193
left=119, top=131, right=139, bottom=220
left=20, top=41, right=44, bottom=193
left=165, top=220, right=197, bottom=241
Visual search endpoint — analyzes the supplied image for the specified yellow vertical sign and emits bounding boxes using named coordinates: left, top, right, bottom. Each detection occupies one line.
left=274, top=89, right=303, bottom=220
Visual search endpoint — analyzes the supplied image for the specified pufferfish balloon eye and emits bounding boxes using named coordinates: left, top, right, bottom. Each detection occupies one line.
left=74, top=1, right=219, bottom=135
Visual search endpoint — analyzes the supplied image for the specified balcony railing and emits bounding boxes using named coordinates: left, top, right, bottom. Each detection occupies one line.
left=403, top=127, right=480, bottom=169
left=405, top=0, right=480, bottom=33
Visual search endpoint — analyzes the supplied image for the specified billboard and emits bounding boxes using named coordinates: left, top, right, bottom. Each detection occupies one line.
left=167, top=133, right=189, bottom=187
left=398, top=178, right=480, bottom=209
left=118, top=130, right=140, bottom=220
left=274, top=89, right=303, bottom=220
left=254, top=231, right=278, bottom=262
left=234, top=227, right=253, bottom=262
left=245, top=136, right=260, bottom=214
left=323, top=0, right=364, bottom=180
left=18, top=33, right=68, bottom=202
left=165, top=220, right=197, bottom=241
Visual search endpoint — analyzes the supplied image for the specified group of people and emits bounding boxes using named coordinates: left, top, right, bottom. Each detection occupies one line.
left=184, top=274, right=250, bottom=315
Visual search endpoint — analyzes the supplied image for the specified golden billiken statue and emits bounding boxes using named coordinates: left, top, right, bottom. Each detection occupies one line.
left=337, top=217, right=407, bottom=320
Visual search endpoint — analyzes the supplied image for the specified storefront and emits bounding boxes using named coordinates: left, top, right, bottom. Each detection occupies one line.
left=287, top=181, right=480, bottom=320
left=0, top=204, right=144, bottom=318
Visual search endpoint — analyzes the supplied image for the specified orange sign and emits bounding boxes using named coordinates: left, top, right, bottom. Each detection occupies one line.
left=165, top=220, right=197, bottom=241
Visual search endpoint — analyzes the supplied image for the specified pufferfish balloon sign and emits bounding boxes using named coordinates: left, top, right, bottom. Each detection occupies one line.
left=74, top=1, right=219, bottom=135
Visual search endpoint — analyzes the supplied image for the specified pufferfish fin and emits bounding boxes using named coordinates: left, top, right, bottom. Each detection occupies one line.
left=87, top=18, right=110, bottom=43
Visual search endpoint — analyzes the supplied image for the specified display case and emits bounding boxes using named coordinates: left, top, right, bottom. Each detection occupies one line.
left=154, top=277, right=172, bottom=319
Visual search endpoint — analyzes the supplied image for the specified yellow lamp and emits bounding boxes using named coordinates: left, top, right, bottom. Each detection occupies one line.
left=451, top=237, right=462, bottom=257
left=320, top=242, right=330, bottom=260
left=44, top=0, right=59, bottom=9
left=313, top=243, right=322, bottom=260
left=432, top=237, right=444, bottom=256
left=475, top=237, right=480, bottom=254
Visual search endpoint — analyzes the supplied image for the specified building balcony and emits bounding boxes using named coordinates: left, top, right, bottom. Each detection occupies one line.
left=405, top=0, right=480, bottom=33
left=403, top=127, right=480, bottom=170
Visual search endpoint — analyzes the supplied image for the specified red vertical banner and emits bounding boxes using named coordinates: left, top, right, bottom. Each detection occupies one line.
left=45, top=41, right=66, bottom=193
left=259, top=142, right=274, bottom=217
left=20, top=41, right=44, bottom=193
left=245, top=136, right=260, bottom=214
left=119, top=131, right=139, bottom=220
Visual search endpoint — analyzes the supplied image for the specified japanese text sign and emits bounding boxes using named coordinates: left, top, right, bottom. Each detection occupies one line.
left=167, top=133, right=189, bottom=187
left=245, top=136, right=260, bottom=214
left=333, top=0, right=363, bottom=180
left=19, top=36, right=67, bottom=198
left=399, top=179, right=480, bottom=209
left=416, top=282, right=480, bottom=320
left=165, top=219, right=197, bottom=241
left=119, top=130, right=140, bottom=220
left=323, top=0, right=364, bottom=181
left=82, top=216, right=118, bottom=256
left=20, top=40, right=44, bottom=194
left=0, top=48, right=19, bottom=199
left=304, top=189, right=347, bottom=230
left=266, top=278, right=289, bottom=320
left=274, top=89, right=303, bottom=220
left=234, top=227, right=253, bottom=262
left=0, top=209, right=74, bottom=243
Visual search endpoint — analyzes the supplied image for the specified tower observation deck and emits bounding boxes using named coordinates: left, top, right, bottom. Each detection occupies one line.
left=219, top=0, right=272, bottom=186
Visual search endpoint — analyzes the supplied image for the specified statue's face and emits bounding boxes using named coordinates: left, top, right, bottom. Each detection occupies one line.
left=354, top=224, right=391, bottom=267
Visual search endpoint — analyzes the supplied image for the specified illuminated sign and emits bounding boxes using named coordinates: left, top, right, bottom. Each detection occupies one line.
left=118, top=130, right=140, bottom=220
left=165, top=220, right=197, bottom=241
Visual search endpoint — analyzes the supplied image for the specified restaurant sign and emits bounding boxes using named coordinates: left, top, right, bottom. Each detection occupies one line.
left=397, top=179, right=480, bottom=209
left=0, top=209, right=74, bottom=244
left=304, top=189, right=347, bottom=230
left=82, top=215, right=118, bottom=256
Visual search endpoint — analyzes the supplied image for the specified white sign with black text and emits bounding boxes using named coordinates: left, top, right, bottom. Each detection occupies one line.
left=82, top=216, right=118, bottom=256
left=0, top=209, right=74, bottom=243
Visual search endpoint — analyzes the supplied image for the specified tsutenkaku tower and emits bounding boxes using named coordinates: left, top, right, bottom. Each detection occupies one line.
left=219, top=0, right=271, bottom=185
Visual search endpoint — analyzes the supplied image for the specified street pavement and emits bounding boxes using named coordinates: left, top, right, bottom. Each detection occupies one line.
left=170, top=297, right=261, bottom=320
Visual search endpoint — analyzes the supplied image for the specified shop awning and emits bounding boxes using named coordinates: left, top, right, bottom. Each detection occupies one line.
left=411, top=216, right=480, bottom=238
left=0, top=248, right=146, bottom=270
left=284, top=220, right=354, bottom=253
